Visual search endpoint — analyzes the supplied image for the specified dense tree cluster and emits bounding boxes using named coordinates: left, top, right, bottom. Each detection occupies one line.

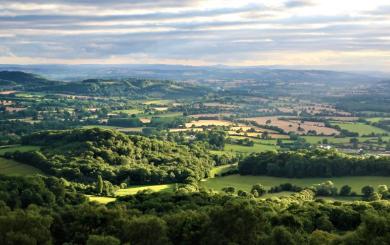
left=0, top=175, right=86, bottom=209
left=1, top=176, right=390, bottom=244
left=6, top=128, right=214, bottom=190
left=239, top=149, right=390, bottom=177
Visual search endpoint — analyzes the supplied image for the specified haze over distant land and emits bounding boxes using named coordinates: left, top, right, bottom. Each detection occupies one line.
left=0, top=0, right=390, bottom=71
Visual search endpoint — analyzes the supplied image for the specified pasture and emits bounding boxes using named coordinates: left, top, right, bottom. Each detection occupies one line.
left=0, top=157, right=43, bottom=176
left=112, top=109, right=143, bottom=115
left=209, top=164, right=237, bottom=178
left=185, top=119, right=234, bottom=128
left=0, top=145, right=40, bottom=155
left=333, top=122, right=387, bottom=135
left=224, top=143, right=278, bottom=154
left=115, top=184, right=175, bottom=196
left=242, top=116, right=339, bottom=135
left=201, top=175, right=390, bottom=193
left=87, top=195, right=116, bottom=204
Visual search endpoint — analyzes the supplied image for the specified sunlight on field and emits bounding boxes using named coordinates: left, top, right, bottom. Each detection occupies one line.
left=185, top=120, right=235, bottom=127
left=115, top=184, right=175, bottom=196
left=87, top=195, right=116, bottom=204
left=209, top=164, right=237, bottom=178
left=224, top=143, right=278, bottom=154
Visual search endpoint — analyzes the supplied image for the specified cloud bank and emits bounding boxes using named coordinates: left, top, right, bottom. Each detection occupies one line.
left=0, top=0, right=389, bottom=70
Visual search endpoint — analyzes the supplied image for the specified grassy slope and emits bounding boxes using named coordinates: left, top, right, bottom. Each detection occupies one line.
left=0, top=145, right=40, bottom=155
left=115, top=184, right=175, bottom=196
left=201, top=175, right=390, bottom=193
left=224, top=143, right=278, bottom=154
left=333, top=122, right=387, bottom=135
left=0, top=157, right=43, bottom=176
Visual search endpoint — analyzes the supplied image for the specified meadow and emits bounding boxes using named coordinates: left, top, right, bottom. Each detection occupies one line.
left=209, top=164, right=237, bottom=177
left=333, top=122, right=387, bottom=135
left=201, top=174, right=390, bottom=193
left=88, top=184, right=175, bottom=204
left=0, top=157, right=43, bottom=176
left=224, top=143, right=278, bottom=154
left=0, top=145, right=40, bottom=155
left=115, top=184, right=175, bottom=196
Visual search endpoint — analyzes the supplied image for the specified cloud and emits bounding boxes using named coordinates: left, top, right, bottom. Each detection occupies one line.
left=0, top=0, right=388, bottom=71
left=284, top=0, right=316, bottom=8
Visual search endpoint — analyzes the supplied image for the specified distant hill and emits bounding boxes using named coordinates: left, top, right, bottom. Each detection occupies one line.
left=0, top=70, right=210, bottom=98
left=0, top=71, right=56, bottom=86
left=0, top=64, right=384, bottom=85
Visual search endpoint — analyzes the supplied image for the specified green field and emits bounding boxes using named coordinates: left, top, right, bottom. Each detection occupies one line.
left=142, top=112, right=183, bottom=118
left=201, top=175, right=390, bottom=193
left=0, top=157, right=43, bottom=176
left=115, top=184, right=175, bottom=196
left=112, top=109, right=143, bottom=115
left=332, top=122, right=387, bottom=135
left=142, top=99, right=174, bottom=105
left=303, top=136, right=388, bottom=145
left=224, top=143, right=278, bottom=154
left=303, top=136, right=352, bottom=144
left=82, top=125, right=123, bottom=130
left=365, top=117, right=390, bottom=123
left=0, top=145, right=40, bottom=155
left=87, top=195, right=116, bottom=204
left=209, top=164, right=237, bottom=178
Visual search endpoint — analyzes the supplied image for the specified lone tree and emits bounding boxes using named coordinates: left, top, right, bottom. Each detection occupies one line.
left=339, top=185, right=352, bottom=196
left=361, top=185, right=374, bottom=198
left=97, top=175, right=103, bottom=194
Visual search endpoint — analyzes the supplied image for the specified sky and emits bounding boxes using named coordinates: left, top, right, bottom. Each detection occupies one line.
left=0, top=0, right=390, bottom=71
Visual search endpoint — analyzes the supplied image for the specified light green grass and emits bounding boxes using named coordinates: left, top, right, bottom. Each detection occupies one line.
left=115, top=184, right=175, bottom=196
left=209, top=164, right=237, bottom=178
left=365, top=117, right=390, bottom=123
left=142, top=99, right=174, bottom=105
left=224, top=143, right=278, bottom=154
left=144, top=112, right=183, bottom=118
left=112, top=109, right=143, bottom=115
left=304, top=136, right=385, bottom=145
left=0, top=157, right=43, bottom=176
left=333, top=122, right=387, bottom=135
left=201, top=175, right=390, bottom=193
left=87, top=195, right=116, bottom=204
left=0, top=145, right=40, bottom=155
left=81, top=125, right=123, bottom=129
left=303, top=136, right=352, bottom=144
left=14, top=92, right=44, bottom=98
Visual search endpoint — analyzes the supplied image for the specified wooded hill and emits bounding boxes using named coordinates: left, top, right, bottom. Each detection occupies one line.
left=7, top=128, right=213, bottom=188
left=0, top=71, right=210, bottom=98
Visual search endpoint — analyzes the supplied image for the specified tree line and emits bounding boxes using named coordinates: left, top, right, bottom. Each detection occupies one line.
left=239, top=149, right=390, bottom=177
left=1, top=174, right=390, bottom=244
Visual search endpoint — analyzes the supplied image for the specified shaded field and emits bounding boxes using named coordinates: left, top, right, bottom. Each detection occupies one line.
left=201, top=175, right=390, bottom=193
left=0, top=145, right=40, bottom=155
left=0, top=157, right=43, bottom=176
